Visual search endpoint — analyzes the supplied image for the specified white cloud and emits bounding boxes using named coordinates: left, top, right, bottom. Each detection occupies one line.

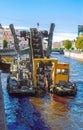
left=3, top=25, right=29, bottom=30
left=14, top=26, right=29, bottom=30
left=53, top=32, right=77, bottom=42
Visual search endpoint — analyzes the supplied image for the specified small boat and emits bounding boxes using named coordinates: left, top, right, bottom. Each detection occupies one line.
left=59, top=50, right=64, bottom=54
left=53, top=81, right=77, bottom=96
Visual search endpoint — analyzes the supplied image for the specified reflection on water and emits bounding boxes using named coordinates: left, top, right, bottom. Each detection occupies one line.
left=30, top=94, right=70, bottom=130
left=1, top=54, right=83, bottom=130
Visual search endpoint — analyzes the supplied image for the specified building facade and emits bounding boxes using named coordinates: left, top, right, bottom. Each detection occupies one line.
left=3, top=28, right=14, bottom=49
left=3, top=28, right=29, bottom=50
left=52, top=41, right=64, bottom=49
left=78, top=25, right=83, bottom=37
left=0, top=24, right=3, bottom=49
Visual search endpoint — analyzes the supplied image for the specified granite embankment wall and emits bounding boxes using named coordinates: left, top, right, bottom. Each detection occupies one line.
left=64, top=51, right=83, bottom=61
left=0, top=71, right=7, bottom=130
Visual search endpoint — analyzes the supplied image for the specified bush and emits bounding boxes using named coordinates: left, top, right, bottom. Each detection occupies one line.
left=3, top=39, right=8, bottom=48
left=75, top=37, right=83, bottom=49
left=64, top=40, right=72, bottom=50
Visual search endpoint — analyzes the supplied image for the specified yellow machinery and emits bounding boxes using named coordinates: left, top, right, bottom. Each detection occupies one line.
left=56, top=63, right=69, bottom=84
left=10, top=24, right=69, bottom=89
left=33, top=58, right=69, bottom=87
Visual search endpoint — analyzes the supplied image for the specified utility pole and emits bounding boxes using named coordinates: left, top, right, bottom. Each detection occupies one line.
left=37, top=22, right=39, bottom=31
left=46, top=23, right=55, bottom=58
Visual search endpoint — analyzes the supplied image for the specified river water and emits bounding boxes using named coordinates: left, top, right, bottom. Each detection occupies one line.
left=1, top=53, right=83, bottom=130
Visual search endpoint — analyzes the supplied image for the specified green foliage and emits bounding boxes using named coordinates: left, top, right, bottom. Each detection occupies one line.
left=52, top=48, right=59, bottom=51
left=52, top=48, right=64, bottom=51
left=3, top=39, right=8, bottom=48
left=60, top=47, right=64, bottom=50
left=71, top=47, right=74, bottom=50
left=64, top=40, right=72, bottom=50
left=75, top=37, right=83, bottom=49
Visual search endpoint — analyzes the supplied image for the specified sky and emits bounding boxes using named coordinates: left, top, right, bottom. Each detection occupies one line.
left=0, top=0, right=83, bottom=41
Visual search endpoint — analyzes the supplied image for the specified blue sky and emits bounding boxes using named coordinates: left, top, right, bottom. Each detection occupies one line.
left=0, top=0, right=83, bottom=41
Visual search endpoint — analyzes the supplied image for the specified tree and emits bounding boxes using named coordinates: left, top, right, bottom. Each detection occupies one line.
left=75, top=37, right=83, bottom=49
left=64, top=40, right=72, bottom=50
left=3, top=39, right=8, bottom=48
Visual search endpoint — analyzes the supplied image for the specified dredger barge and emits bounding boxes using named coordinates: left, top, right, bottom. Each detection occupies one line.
left=7, top=23, right=77, bottom=97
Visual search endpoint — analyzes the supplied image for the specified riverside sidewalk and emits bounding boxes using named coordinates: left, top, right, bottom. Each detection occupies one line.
left=0, top=71, right=7, bottom=130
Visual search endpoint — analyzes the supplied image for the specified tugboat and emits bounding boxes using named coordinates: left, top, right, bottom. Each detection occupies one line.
left=53, top=81, right=77, bottom=96
left=49, top=63, right=77, bottom=96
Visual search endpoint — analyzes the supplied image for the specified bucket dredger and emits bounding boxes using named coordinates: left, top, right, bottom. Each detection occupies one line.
left=29, top=24, right=57, bottom=94
left=7, top=23, right=77, bottom=97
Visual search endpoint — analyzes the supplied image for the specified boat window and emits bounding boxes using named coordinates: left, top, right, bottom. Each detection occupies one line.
left=56, top=69, right=61, bottom=74
left=62, top=69, right=68, bottom=75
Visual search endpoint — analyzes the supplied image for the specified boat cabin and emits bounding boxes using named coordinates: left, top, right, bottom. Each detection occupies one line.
left=33, top=58, right=69, bottom=88
left=56, top=63, right=69, bottom=84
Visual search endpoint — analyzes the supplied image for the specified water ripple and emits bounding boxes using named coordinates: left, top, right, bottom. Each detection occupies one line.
left=1, top=54, right=83, bottom=130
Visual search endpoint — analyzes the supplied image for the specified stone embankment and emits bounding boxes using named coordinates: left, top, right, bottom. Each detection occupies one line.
left=0, top=71, right=7, bottom=130
left=64, top=50, right=83, bottom=61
